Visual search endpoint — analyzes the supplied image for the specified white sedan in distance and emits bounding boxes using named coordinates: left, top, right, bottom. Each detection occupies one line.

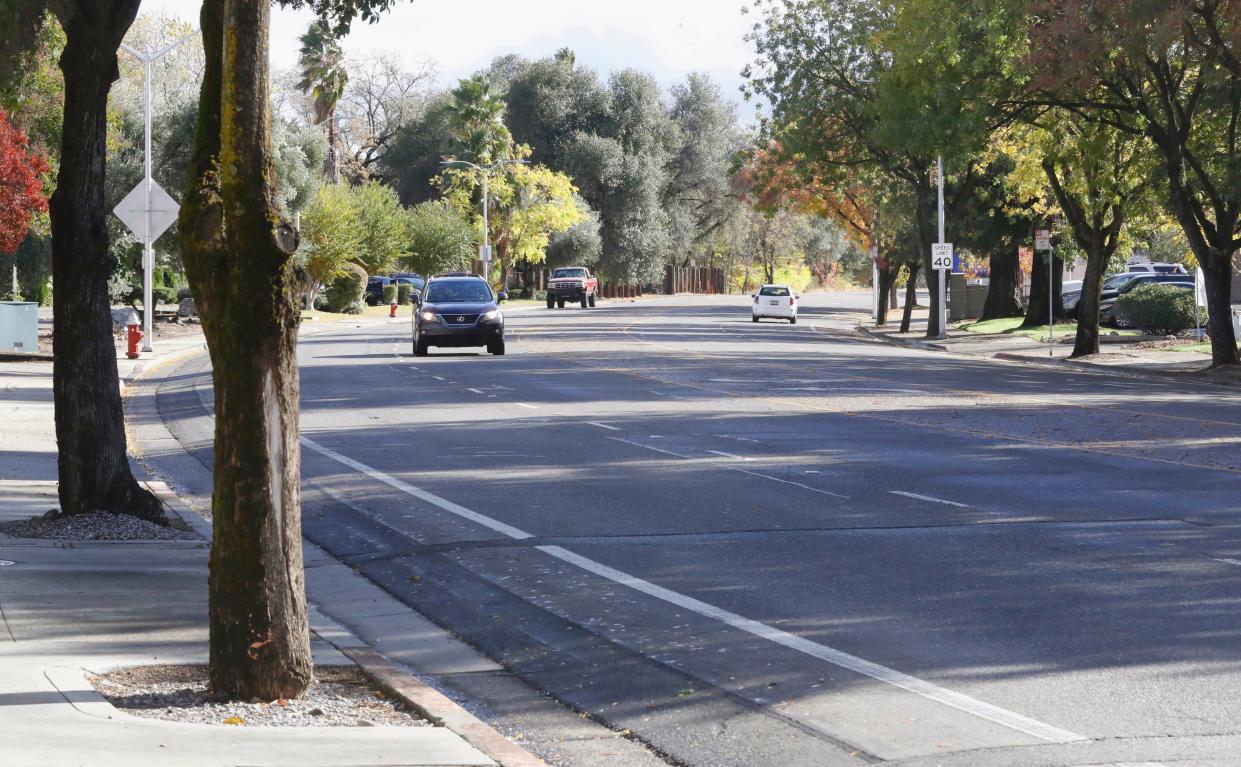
left=752, top=284, right=798, bottom=323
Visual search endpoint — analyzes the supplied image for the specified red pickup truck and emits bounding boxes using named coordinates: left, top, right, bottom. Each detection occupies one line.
left=546, top=266, right=598, bottom=309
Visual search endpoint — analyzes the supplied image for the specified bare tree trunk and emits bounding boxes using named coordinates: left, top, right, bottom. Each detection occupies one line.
left=899, top=261, right=920, bottom=333
left=1022, top=249, right=1067, bottom=328
left=980, top=247, right=1022, bottom=320
left=181, top=0, right=311, bottom=701
left=874, top=262, right=893, bottom=326
left=48, top=1, right=162, bottom=521
left=324, top=106, right=340, bottom=184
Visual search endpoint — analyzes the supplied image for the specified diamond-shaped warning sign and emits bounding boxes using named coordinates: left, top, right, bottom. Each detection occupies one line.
left=113, top=180, right=180, bottom=242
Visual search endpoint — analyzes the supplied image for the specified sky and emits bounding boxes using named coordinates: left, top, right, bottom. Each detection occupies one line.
left=146, top=0, right=759, bottom=115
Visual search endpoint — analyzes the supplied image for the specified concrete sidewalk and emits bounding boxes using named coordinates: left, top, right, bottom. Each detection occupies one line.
left=856, top=308, right=1241, bottom=385
left=0, top=331, right=520, bottom=767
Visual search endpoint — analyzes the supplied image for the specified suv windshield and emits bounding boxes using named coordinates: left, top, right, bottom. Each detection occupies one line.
left=552, top=268, right=586, bottom=279
left=759, top=286, right=791, bottom=296
left=425, top=280, right=492, bottom=303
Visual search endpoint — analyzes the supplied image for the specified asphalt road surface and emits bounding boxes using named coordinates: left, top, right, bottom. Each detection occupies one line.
left=153, top=292, right=1241, bottom=767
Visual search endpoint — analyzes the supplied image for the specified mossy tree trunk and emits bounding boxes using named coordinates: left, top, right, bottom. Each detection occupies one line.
left=47, top=0, right=162, bottom=521
left=180, top=0, right=311, bottom=701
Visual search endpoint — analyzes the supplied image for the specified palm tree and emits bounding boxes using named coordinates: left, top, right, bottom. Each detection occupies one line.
left=443, top=75, right=511, bottom=164
left=297, top=19, right=348, bottom=184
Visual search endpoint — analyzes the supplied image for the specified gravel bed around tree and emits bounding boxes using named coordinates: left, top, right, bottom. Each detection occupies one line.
left=0, top=511, right=201, bottom=541
left=88, top=665, right=429, bottom=727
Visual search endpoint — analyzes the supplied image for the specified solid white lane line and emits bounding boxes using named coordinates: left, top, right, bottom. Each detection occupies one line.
left=707, top=450, right=748, bottom=460
left=608, top=436, right=690, bottom=459
left=611, top=439, right=850, bottom=499
left=300, top=437, right=534, bottom=541
left=538, top=544, right=1086, bottom=745
left=516, top=403, right=539, bottom=410
left=587, top=421, right=622, bottom=431
left=889, top=490, right=970, bottom=508
left=732, top=467, right=850, bottom=499
left=304, top=437, right=1082, bottom=744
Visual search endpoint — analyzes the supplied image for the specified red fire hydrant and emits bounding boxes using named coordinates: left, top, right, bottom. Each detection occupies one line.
left=389, top=301, right=398, bottom=318
left=126, top=322, right=143, bottom=359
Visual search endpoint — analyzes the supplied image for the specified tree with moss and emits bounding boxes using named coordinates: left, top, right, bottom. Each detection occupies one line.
left=179, top=0, right=394, bottom=702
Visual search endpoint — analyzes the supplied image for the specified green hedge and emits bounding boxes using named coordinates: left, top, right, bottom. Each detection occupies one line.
left=325, top=263, right=368, bottom=314
left=382, top=284, right=398, bottom=304
left=397, top=282, right=413, bottom=305
left=1115, top=283, right=1198, bottom=334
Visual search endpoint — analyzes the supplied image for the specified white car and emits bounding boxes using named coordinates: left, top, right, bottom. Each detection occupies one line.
left=752, top=284, right=798, bottom=323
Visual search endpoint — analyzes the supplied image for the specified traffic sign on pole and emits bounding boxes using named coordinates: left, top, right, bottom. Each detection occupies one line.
left=931, top=243, right=953, bottom=270
left=1035, top=229, right=1051, bottom=251
left=114, top=181, right=180, bottom=242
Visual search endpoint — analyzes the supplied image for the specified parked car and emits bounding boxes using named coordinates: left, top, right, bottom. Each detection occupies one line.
left=1100, top=280, right=1194, bottom=327
left=364, top=276, right=393, bottom=306
left=412, top=274, right=507, bottom=356
left=391, top=273, right=426, bottom=292
left=752, top=284, right=798, bottom=323
left=1126, top=261, right=1188, bottom=275
left=546, top=267, right=599, bottom=309
left=1063, top=272, right=1145, bottom=317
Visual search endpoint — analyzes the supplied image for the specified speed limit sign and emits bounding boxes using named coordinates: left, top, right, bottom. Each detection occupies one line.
left=931, top=243, right=953, bottom=270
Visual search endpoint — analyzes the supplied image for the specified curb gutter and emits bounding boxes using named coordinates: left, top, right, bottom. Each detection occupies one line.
left=130, top=341, right=545, bottom=767
left=854, top=323, right=1241, bottom=388
left=853, top=324, right=948, bottom=352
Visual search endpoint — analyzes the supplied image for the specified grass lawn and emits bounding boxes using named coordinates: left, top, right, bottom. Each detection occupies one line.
left=957, top=316, right=1078, bottom=339
left=301, top=304, right=401, bottom=322
left=956, top=316, right=1146, bottom=341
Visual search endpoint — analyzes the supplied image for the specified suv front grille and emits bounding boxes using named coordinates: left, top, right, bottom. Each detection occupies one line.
left=442, top=314, right=479, bottom=325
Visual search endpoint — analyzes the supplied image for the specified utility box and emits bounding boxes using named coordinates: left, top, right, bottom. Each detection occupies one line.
left=949, top=275, right=988, bottom=321
left=966, top=281, right=989, bottom=318
left=949, top=274, right=968, bottom=321
left=0, top=302, right=38, bottom=353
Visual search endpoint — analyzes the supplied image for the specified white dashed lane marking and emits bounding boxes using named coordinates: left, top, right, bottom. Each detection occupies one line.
left=889, top=490, right=970, bottom=508
left=300, top=435, right=1085, bottom=746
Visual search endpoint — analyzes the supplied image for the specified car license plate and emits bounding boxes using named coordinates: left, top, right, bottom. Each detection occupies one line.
left=769, top=300, right=779, bottom=305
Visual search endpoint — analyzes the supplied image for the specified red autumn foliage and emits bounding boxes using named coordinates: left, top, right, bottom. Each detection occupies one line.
left=740, top=142, right=877, bottom=252
left=0, top=110, right=49, bottom=255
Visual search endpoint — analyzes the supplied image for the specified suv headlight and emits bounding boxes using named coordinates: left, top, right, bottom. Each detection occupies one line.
left=482, top=309, right=501, bottom=321
left=419, top=310, right=438, bottom=322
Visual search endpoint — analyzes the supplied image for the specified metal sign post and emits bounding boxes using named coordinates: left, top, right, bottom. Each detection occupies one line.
left=119, top=31, right=195, bottom=352
left=936, top=157, right=947, bottom=339
left=1035, top=229, right=1053, bottom=357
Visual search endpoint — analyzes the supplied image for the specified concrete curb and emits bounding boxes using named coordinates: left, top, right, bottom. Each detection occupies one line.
left=126, top=331, right=544, bottom=767
left=854, top=322, right=1241, bottom=388
left=853, top=324, right=948, bottom=352
left=343, top=647, right=545, bottom=767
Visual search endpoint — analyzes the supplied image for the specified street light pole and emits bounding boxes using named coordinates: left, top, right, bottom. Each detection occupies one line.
left=121, top=31, right=195, bottom=352
left=441, top=158, right=526, bottom=279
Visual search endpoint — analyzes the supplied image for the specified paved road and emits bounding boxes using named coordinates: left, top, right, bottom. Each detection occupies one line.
left=153, top=292, right=1241, bottom=767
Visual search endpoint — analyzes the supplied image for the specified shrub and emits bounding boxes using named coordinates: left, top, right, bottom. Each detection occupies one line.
left=152, top=285, right=178, bottom=306
left=1115, top=283, right=1198, bottom=334
left=397, top=282, right=413, bottom=305
left=324, top=263, right=367, bottom=314
left=382, top=284, right=398, bottom=304
left=177, top=285, right=194, bottom=302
